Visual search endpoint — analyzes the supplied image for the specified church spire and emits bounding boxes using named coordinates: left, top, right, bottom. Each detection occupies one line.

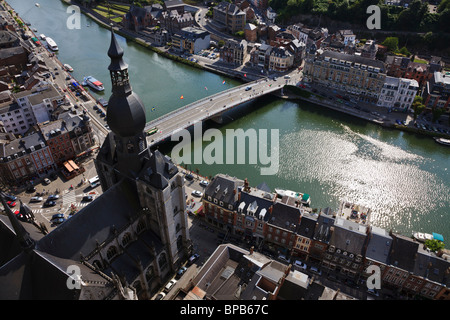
left=108, top=28, right=131, bottom=96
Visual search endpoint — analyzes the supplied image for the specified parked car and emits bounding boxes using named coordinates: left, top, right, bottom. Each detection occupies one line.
left=199, top=180, right=209, bottom=187
left=309, top=266, right=322, bottom=275
left=367, top=288, right=379, bottom=297
left=188, top=253, right=200, bottom=265
left=176, top=266, right=187, bottom=279
left=30, top=196, right=43, bottom=202
left=164, top=279, right=177, bottom=292
left=51, top=213, right=64, bottom=220
left=245, top=86, right=252, bottom=91
left=82, top=195, right=93, bottom=202
left=43, top=200, right=56, bottom=207
left=3, top=194, right=17, bottom=201
left=6, top=201, right=16, bottom=207
left=191, top=190, right=203, bottom=197
left=52, top=217, right=66, bottom=225
left=185, top=173, right=194, bottom=181
left=43, top=178, right=51, bottom=185
left=293, top=260, right=307, bottom=270
left=277, top=254, right=289, bottom=263
left=47, top=194, right=59, bottom=201
left=26, top=185, right=36, bottom=193
left=155, top=292, right=166, bottom=300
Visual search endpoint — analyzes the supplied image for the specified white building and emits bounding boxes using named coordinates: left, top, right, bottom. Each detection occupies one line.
left=377, top=76, right=419, bottom=110
left=0, top=84, right=67, bottom=136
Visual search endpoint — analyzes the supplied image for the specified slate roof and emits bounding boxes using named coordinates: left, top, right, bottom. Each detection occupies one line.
left=297, top=213, right=317, bottom=239
left=388, top=233, right=419, bottom=272
left=330, top=217, right=368, bottom=255
left=204, top=174, right=244, bottom=210
left=414, top=246, right=450, bottom=287
left=365, top=226, right=392, bottom=265
left=313, top=211, right=334, bottom=243
left=269, top=201, right=301, bottom=232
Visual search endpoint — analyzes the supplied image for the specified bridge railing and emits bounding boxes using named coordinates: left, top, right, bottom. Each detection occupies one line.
left=145, top=78, right=265, bottom=129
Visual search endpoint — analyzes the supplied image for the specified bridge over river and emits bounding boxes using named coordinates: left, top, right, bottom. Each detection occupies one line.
left=144, top=76, right=289, bottom=145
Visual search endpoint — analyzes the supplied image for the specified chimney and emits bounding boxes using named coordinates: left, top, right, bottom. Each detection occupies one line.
left=250, top=246, right=254, bottom=255
left=238, top=191, right=241, bottom=202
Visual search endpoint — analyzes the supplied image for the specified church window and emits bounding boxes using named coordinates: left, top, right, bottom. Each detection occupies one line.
left=122, top=232, right=132, bottom=247
left=106, top=246, right=118, bottom=261
left=158, top=253, right=168, bottom=269
left=137, top=219, right=146, bottom=234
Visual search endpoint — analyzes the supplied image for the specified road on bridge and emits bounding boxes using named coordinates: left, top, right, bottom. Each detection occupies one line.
left=145, top=76, right=290, bottom=145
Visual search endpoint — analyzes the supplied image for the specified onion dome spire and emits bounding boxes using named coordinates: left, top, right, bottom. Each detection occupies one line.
left=106, top=29, right=146, bottom=138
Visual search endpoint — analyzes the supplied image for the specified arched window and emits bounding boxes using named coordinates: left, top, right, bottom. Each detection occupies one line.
left=122, top=232, right=132, bottom=247
left=136, top=219, right=146, bottom=234
left=106, top=246, right=118, bottom=261
left=145, top=267, right=154, bottom=282
left=177, top=235, right=183, bottom=251
left=158, top=253, right=167, bottom=269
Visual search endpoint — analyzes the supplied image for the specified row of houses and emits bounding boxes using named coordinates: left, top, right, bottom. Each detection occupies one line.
left=0, top=108, right=94, bottom=185
left=0, top=5, right=95, bottom=185
left=200, top=174, right=450, bottom=300
left=179, top=243, right=357, bottom=300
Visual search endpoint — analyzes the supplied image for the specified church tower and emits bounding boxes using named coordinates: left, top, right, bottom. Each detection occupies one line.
left=95, top=30, right=151, bottom=190
left=95, top=30, right=192, bottom=277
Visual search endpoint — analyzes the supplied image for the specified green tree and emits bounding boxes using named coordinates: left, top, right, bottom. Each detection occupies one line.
left=412, top=96, right=425, bottom=120
left=424, top=239, right=445, bottom=252
left=431, top=107, right=445, bottom=123
left=382, top=37, right=399, bottom=52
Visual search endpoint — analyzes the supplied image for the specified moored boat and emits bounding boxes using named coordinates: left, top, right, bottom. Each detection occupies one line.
left=275, top=188, right=311, bottom=206
left=434, top=137, right=450, bottom=146
left=39, top=34, right=46, bottom=40
left=83, top=76, right=104, bottom=91
left=413, top=231, right=444, bottom=243
left=46, top=37, right=58, bottom=51
left=64, top=64, right=73, bottom=72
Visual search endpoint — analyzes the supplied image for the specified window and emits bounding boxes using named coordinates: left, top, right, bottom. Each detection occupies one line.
left=122, top=232, right=132, bottom=247
left=106, top=246, right=118, bottom=261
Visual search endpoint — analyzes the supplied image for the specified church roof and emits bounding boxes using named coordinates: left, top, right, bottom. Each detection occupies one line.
left=36, top=178, right=141, bottom=260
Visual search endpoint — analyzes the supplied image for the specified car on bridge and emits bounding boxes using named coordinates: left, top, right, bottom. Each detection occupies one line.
left=245, top=86, right=252, bottom=91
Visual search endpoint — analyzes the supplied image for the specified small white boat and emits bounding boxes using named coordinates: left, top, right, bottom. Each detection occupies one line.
left=39, top=34, right=46, bottom=40
left=413, top=232, right=434, bottom=243
left=275, top=188, right=311, bottom=206
left=35, top=3, right=40, bottom=7
left=64, top=64, right=73, bottom=72
left=46, top=37, right=58, bottom=51
left=83, top=76, right=104, bottom=91
left=434, top=137, right=450, bottom=146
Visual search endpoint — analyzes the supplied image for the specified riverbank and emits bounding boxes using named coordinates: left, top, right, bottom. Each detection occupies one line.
left=59, top=0, right=255, bottom=84
left=59, top=0, right=450, bottom=142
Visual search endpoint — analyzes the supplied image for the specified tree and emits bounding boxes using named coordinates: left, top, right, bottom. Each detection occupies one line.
left=424, top=239, right=445, bottom=252
left=431, top=107, right=445, bottom=123
left=412, top=96, right=425, bottom=120
left=382, top=37, right=399, bottom=52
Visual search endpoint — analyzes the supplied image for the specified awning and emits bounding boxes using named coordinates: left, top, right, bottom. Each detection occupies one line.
left=64, top=162, right=74, bottom=172
left=68, top=160, right=79, bottom=170
left=433, top=233, right=444, bottom=242
left=302, top=194, right=310, bottom=201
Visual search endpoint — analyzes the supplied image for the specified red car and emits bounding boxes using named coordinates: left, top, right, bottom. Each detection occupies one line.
left=7, top=201, right=16, bottom=207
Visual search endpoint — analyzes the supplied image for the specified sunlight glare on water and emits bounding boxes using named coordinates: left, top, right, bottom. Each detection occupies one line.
left=279, top=124, right=450, bottom=234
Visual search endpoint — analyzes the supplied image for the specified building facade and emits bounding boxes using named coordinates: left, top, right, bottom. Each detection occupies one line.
left=220, top=39, right=248, bottom=65
left=303, top=49, right=386, bottom=103
left=377, top=76, right=419, bottom=110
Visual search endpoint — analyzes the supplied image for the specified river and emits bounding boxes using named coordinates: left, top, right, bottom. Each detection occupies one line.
left=7, top=0, right=450, bottom=241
